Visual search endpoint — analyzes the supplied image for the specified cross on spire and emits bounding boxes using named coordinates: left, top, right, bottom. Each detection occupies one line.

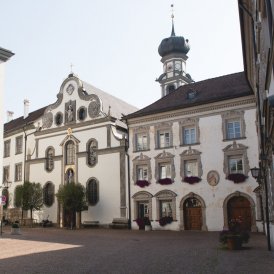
left=70, top=63, right=74, bottom=73
left=171, top=4, right=175, bottom=36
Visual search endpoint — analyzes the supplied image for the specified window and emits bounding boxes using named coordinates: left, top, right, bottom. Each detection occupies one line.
left=222, top=110, right=245, bottom=140
left=87, top=178, right=99, bottom=205
left=43, top=182, right=55, bottom=207
left=15, top=136, right=23, bottom=154
left=133, top=126, right=150, bottom=152
left=133, top=191, right=153, bottom=221
left=223, top=141, right=249, bottom=177
left=154, top=151, right=175, bottom=183
left=87, top=139, right=97, bottom=167
left=136, top=133, right=148, bottom=151
left=180, top=118, right=199, bottom=146
left=180, top=147, right=202, bottom=180
left=4, top=140, right=10, bottom=157
left=159, top=163, right=171, bottom=179
left=132, top=153, right=152, bottom=183
left=155, top=190, right=176, bottom=220
left=46, top=147, right=54, bottom=171
left=137, top=166, right=148, bottom=180
left=55, top=112, right=63, bottom=126
left=227, top=121, right=241, bottom=139
left=15, top=163, right=22, bottom=182
left=78, top=107, right=87, bottom=121
left=66, top=141, right=75, bottom=165
left=228, top=157, right=243, bottom=174
left=183, top=127, right=196, bottom=145
left=3, top=166, right=10, bottom=183
left=166, top=84, right=175, bottom=94
left=187, top=90, right=197, bottom=100
left=160, top=200, right=173, bottom=218
left=184, top=160, right=198, bottom=177
left=158, top=132, right=170, bottom=148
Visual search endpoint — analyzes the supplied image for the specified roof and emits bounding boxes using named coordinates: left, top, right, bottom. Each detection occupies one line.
left=125, top=72, right=253, bottom=119
left=82, top=81, right=138, bottom=119
left=0, top=47, right=14, bottom=62
left=4, top=106, right=47, bottom=134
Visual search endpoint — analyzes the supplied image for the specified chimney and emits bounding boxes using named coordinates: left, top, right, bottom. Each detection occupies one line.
left=24, top=99, right=29, bottom=119
left=7, top=111, right=14, bottom=122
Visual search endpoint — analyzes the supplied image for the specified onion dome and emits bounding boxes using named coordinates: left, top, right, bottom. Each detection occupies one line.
left=158, top=15, right=190, bottom=57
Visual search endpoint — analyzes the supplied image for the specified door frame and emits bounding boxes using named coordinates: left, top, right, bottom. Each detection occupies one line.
left=223, top=191, right=257, bottom=232
left=179, top=192, right=207, bottom=231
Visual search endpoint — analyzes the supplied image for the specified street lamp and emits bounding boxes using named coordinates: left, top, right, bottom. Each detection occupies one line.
left=250, top=167, right=260, bottom=181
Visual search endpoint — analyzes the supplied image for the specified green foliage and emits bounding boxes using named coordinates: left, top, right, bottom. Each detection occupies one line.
left=21, top=181, right=43, bottom=219
left=56, top=183, right=87, bottom=213
left=14, top=185, right=24, bottom=208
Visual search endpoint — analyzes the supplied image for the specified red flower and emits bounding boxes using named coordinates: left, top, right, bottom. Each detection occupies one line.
left=183, top=176, right=201, bottom=184
left=136, top=180, right=150, bottom=188
left=227, top=173, right=247, bottom=183
left=158, top=178, right=173, bottom=185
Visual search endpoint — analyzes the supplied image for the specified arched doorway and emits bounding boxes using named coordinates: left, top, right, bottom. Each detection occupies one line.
left=227, top=196, right=251, bottom=231
left=183, top=197, right=202, bottom=230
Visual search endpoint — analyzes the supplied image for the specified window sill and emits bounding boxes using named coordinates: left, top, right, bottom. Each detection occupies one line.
left=180, top=142, right=200, bottom=147
left=223, top=137, right=246, bottom=142
left=133, top=149, right=150, bottom=153
left=15, top=152, right=23, bottom=155
left=155, top=146, right=173, bottom=150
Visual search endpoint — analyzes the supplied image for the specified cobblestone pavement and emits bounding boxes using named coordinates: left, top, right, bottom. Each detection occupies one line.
left=0, top=227, right=274, bottom=274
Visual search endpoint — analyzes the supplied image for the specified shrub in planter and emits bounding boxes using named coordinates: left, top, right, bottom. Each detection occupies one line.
left=136, top=180, right=150, bottom=188
left=12, top=223, right=20, bottom=229
left=136, top=217, right=151, bottom=230
left=158, top=178, right=172, bottom=185
left=227, top=173, right=247, bottom=183
left=183, top=176, right=201, bottom=184
left=159, top=216, right=173, bottom=226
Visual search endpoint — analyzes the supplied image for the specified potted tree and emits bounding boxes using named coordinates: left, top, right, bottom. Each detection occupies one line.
left=11, top=221, right=21, bottom=235
left=219, top=217, right=250, bottom=250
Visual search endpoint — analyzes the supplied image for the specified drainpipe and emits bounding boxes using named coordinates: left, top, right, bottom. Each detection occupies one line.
left=124, top=119, right=131, bottom=229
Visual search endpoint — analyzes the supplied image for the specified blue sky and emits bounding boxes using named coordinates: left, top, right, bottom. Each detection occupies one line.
left=1, top=0, right=243, bottom=119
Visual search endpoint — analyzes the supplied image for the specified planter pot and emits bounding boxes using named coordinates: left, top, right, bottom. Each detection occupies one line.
left=11, top=228, right=21, bottom=235
left=226, top=237, right=242, bottom=250
left=145, top=225, right=152, bottom=231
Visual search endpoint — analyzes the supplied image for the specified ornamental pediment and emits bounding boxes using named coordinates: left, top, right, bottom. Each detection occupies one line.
left=223, top=141, right=248, bottom=152
left=180, top=147, right=201, bottom=156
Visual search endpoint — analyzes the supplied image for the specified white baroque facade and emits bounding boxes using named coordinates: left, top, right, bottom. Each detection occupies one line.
left=3, top=73, right=137, bottom=227
left=126, top=72, right=261, bottom=232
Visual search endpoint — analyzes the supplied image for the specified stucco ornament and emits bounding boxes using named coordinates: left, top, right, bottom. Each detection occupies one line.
left=207, top=170, right=219, bottom=186
left=66, top=84, right=75, bottom=95
left=88, top=95, right=101, bottom=118
left=42, top=112, right=53, bottom=128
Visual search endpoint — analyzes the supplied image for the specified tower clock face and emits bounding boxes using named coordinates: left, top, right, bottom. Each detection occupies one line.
left=167, top=63, right=173, bottom=71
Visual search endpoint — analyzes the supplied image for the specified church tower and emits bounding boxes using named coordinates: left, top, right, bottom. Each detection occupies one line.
left=157, top=6, right=193, bottom=97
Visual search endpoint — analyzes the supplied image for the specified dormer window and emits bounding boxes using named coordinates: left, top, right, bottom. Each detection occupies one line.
left=187, top=90, right=197, bottom=100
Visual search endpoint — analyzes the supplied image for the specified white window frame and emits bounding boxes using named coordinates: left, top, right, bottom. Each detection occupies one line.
left=183, top=127, right=196, bottom=145
left=14, top=163, right=22, bottom=182
left=184, top=160, right=198, bottom=177
left=228, top=156, right=244, bottom=174
left=158, top=131, right=171, bottom=148
left=15, top=136, right=23, bottom=154
left=226, top=120, right=241, bottom=139
left=137, top=165, right=148, bottom=181
left=136, top=133, right=148, bottom=151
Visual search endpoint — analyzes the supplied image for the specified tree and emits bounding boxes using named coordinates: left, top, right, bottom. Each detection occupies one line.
left=56, top=183, right=87, bottom=229
left=21, top=181, right=43, bottom=219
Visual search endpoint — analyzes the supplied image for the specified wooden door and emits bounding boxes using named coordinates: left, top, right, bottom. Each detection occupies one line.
left=228, top=196, right=251, bottom=231
left=184, top=198, right=202, bottom=230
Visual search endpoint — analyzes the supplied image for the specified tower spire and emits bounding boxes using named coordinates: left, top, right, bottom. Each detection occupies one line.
left=171, top=4, right=175, bottom=36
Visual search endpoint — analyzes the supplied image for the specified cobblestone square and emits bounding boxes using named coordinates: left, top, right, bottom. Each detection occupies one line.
left=0, top=227, right=274, bottom=274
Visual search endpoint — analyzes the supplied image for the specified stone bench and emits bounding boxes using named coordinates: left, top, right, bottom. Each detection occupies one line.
left=82, top=221, right=99, bottom=228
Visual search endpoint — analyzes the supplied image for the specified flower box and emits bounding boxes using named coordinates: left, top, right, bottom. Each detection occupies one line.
left=159, top=216, right=173, bottom=226
left=136, top=180, right=150, bottom=188
left=158, top=178, right=173, bottom=185
left=227, top=173, right=247, bottom=183
left=135, top=217, right=151, bottom=230
left=183, top=176, right=201, bottom=184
